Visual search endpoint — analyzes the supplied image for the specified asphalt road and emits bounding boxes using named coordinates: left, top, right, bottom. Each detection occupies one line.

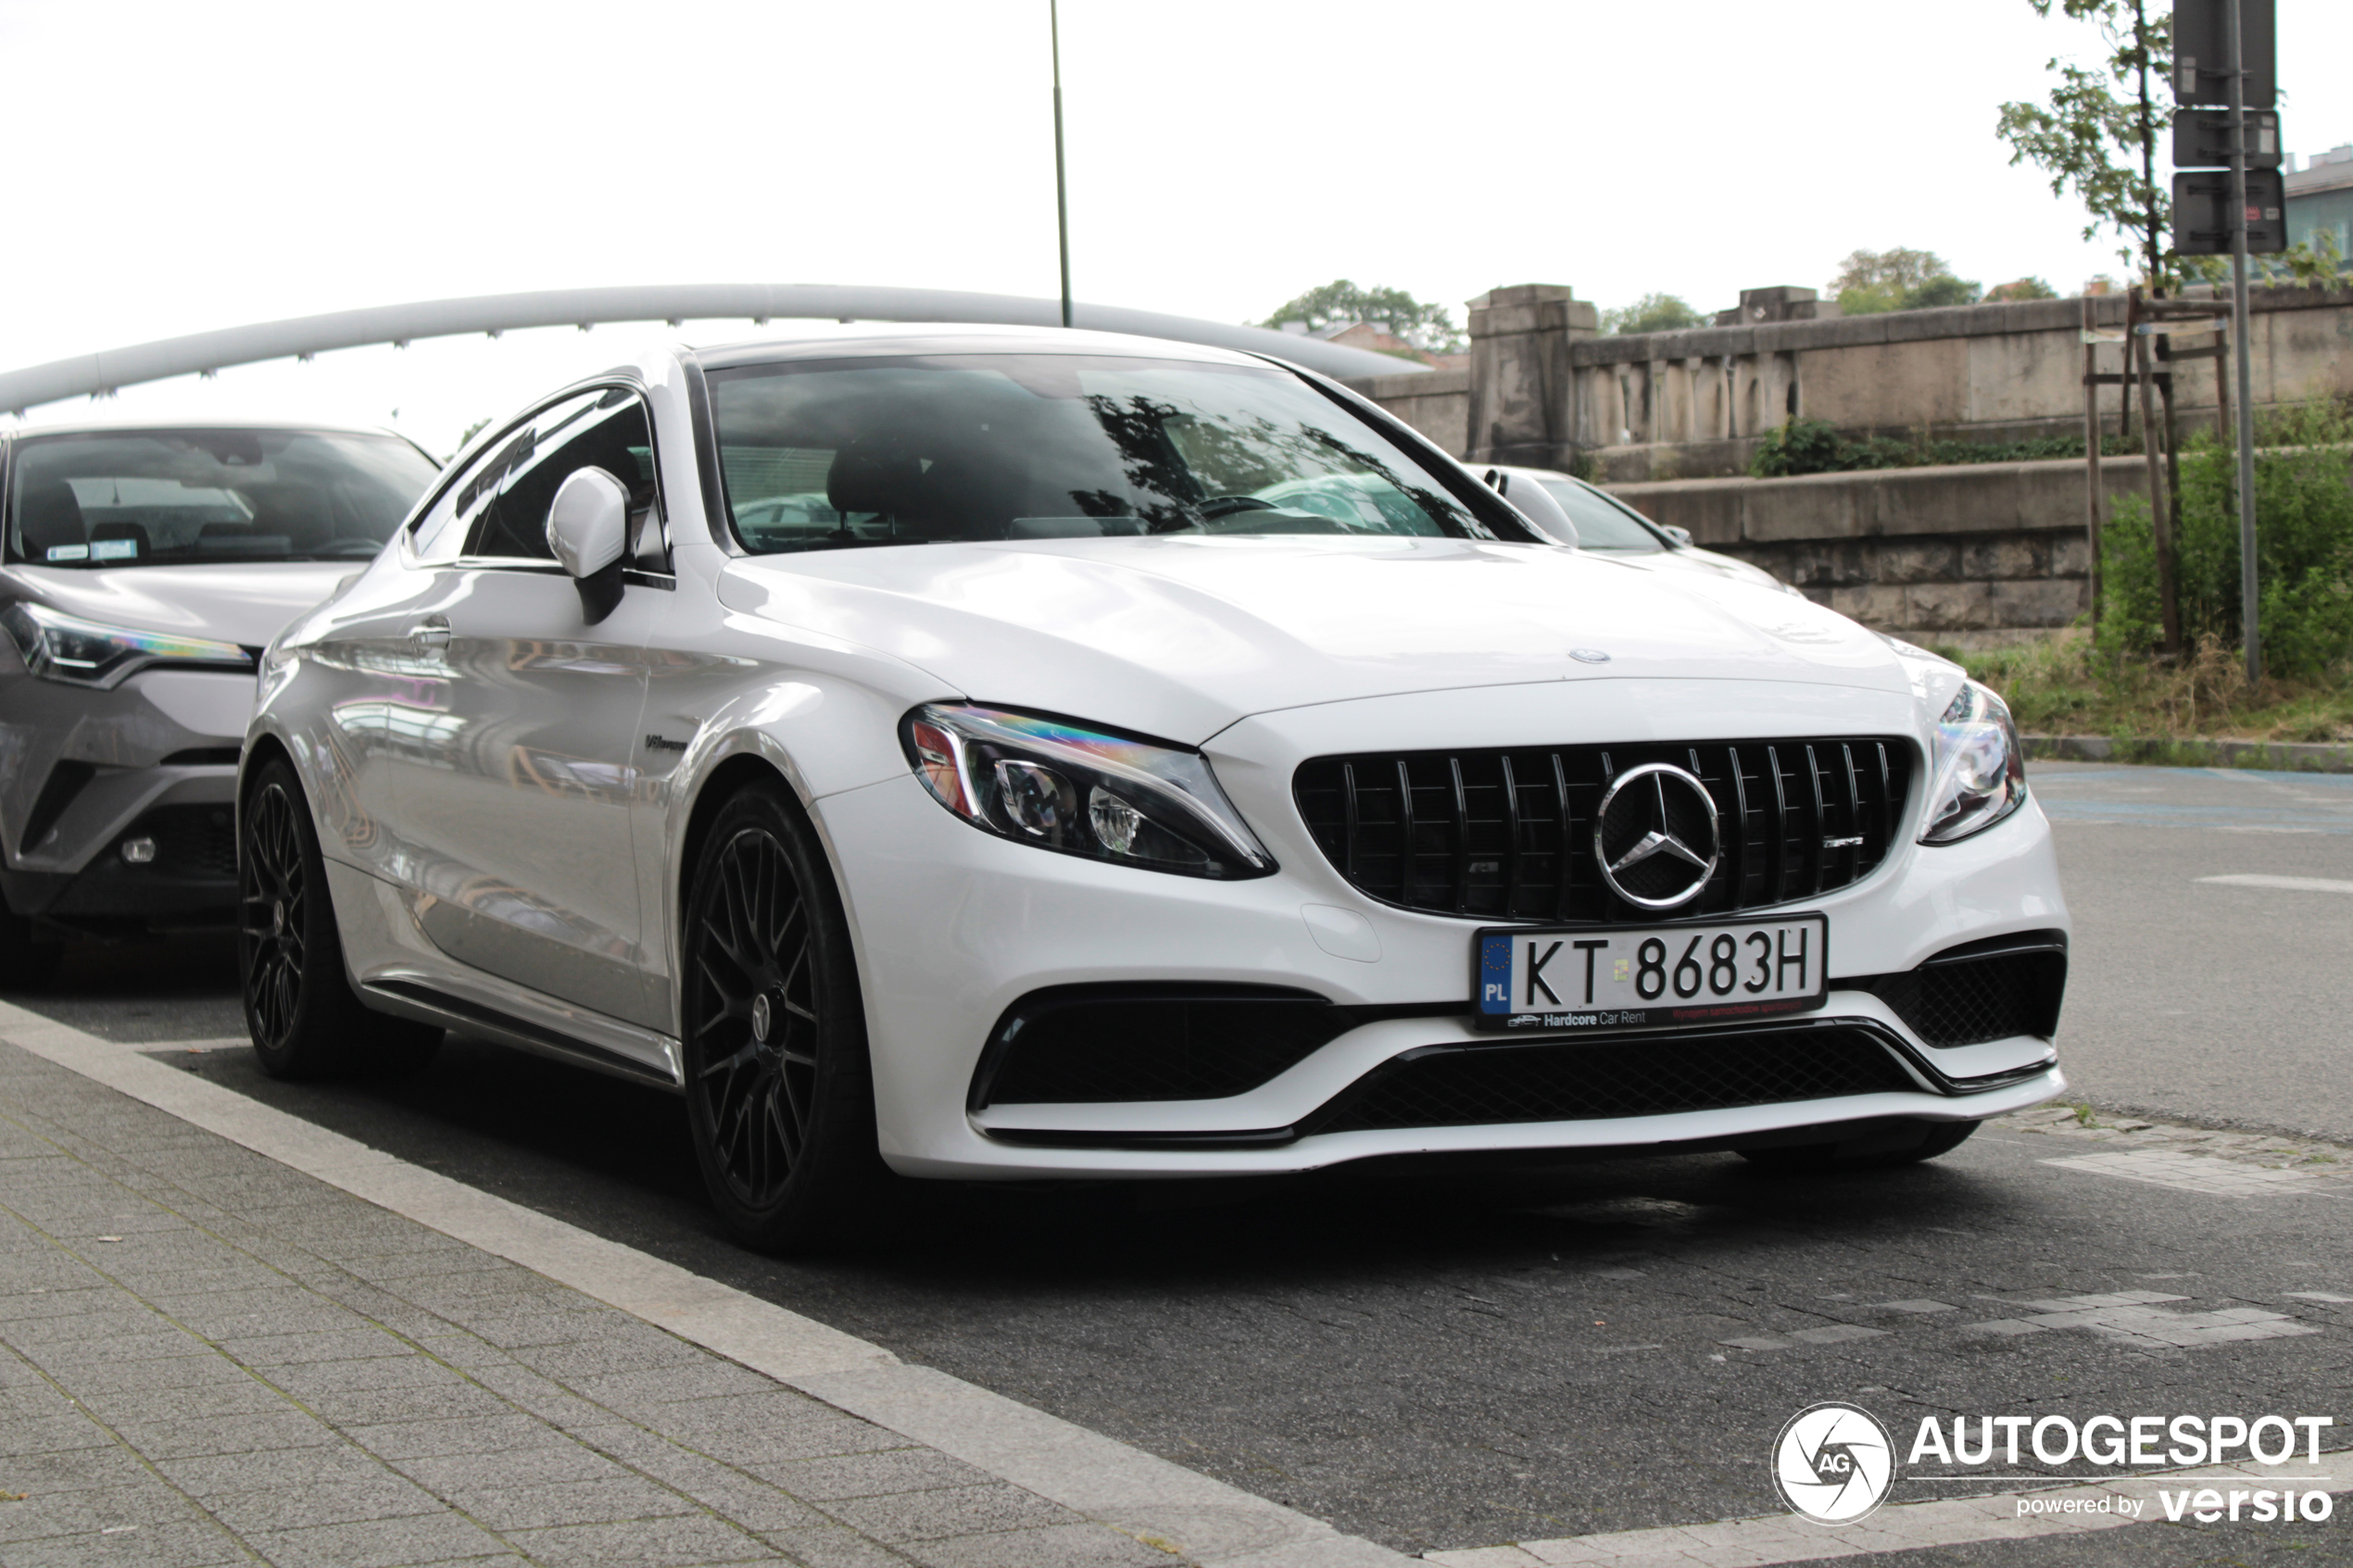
left=6, top=759, right=2349, bottom=1561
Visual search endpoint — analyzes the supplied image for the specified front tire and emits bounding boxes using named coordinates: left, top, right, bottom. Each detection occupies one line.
left=680, top=782, right=884, bottom=1252
left=239, top=758, right=440, bottom=1079
left=1739, top=1119, right=1980, bottom=1173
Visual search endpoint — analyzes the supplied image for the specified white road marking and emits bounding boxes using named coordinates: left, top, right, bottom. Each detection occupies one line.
left=2288, top=1291, right=2353, bottom=1304
left=0, top=1003, right=1413, bottom=1568
left=2197, top=872, right=2353, bottom=895
left=1422, top=1457, right=2350, bottom=1568
left=2045, top=1149, right=2347, bottom=1197
left=1958, top=1290, right=2317, bottom=1350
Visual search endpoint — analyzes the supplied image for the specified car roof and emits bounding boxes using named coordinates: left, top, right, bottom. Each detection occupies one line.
left=3, top=415, right=406, bottom=443
left=687, top=323, right=1275, bottom=374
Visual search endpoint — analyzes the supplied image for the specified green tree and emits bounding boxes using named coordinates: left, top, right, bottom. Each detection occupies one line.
left=1259, top=281, right=1466, bottom=353
left=1996, top=1, right=2179, bottom=289
left=1600, top=293, right=1707, bottom=334
left=1984, top=276, right=2060, bottom=302
left=1830, top=248, right=1981, bottom=314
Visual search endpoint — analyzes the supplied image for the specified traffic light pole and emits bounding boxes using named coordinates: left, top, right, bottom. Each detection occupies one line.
left=2226, top=0, right=2259, bottom=685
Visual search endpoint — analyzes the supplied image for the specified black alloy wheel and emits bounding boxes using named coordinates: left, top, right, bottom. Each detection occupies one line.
left=240, top=776, right=308, bottom=1048
left=681, top=783, right=883, bottom=1250
left=238, top=758, right=439, bottom=1079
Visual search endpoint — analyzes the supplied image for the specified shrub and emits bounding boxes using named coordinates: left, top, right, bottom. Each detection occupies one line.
left=2095, top=399, right=2353, bottom=676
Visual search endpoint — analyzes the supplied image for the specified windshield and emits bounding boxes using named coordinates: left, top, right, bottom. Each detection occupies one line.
left=6, top=429, right=440, bottom=569
left=1534, top=477, right=1667, bottom=552
left=710, top=354, right=1508, bottom=552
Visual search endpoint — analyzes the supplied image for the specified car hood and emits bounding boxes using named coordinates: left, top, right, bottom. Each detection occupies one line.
left=1617, top=546, right=1785, bottom=591
left=6, top=563, right=358, bottom=648
left=719, top=535, right=1915, bottom=745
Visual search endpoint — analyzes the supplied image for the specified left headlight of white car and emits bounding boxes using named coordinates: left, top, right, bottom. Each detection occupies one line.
left=0, top=603, right=254, bottom=689
left=1920, top=680, right=2029, bottom=844
left=901, top=703, right=1274, bottom=879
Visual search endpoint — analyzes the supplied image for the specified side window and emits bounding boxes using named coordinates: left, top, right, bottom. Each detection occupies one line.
left=463, top=389, right=663, bottom=566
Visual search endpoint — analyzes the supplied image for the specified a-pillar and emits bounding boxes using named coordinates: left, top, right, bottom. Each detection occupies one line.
left=1465, top=284, right=1596, bottom=470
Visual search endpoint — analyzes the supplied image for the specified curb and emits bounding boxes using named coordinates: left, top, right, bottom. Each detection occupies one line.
left=0, top=1001, right=1415, bottom=1568
left=2023, top=733, right=2353, bottom=774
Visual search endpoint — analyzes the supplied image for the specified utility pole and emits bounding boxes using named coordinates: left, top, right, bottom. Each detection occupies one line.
left=2224, top=0, right=2260, bottom=686
left=2174, top=0, right=2280, bottom=685
left=1051, top=0, right=1073, bottom=330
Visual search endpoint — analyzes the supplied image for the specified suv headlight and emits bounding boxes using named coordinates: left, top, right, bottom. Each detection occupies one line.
left=0, top=603, right=255, bottom=689
left=900, top=704, right=1274, bottom=879
left=1920, top=681, right=2028, bottom=844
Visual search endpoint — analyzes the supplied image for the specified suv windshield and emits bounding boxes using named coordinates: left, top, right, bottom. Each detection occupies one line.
left=1532, top=476, right=1667, bottom=552
left=6, top=429, right=440, bottom=569
left=710, top=354, right=1510, bottom=552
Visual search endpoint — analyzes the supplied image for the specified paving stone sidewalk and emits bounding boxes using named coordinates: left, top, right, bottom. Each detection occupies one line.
left=0, top=1038, right=1178, bottom=1568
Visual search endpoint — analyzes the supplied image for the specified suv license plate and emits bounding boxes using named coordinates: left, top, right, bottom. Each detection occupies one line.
left=1474, top=913, right=1829, bottom=1033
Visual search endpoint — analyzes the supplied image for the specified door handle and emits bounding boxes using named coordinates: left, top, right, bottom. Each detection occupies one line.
left=409, top=617, right=451, bottom=648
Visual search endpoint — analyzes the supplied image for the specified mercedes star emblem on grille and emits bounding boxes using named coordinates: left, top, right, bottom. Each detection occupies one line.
left=1593, top=762, right=1721, bottom=909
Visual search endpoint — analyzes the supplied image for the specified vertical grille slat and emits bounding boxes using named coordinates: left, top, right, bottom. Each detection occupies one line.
left=1550, top=753, right=1575, bottom=922
left=1295, top=736, right=1910, bottom=923
left=1805, top=744, right=1829, bottom=897
left=1499, top=753, right=1525, bottom=915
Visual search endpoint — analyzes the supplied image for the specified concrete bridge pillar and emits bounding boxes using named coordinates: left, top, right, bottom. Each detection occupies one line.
left=1464, top=284, right=1596, bottom=470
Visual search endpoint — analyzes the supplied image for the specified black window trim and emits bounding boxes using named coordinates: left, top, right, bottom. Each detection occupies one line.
left=407, top=372, right=673, bottom=582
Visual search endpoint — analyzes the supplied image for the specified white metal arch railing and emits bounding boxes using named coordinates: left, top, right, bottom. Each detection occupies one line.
left=0, top=283, right=1424, bottom=416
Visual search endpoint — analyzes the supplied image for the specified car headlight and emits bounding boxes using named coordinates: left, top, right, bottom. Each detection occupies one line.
left=0, top=603, right=254, bottom=689
left=900, top=704, right=1274, bottom=879
left=1920, top=681, right=2028, bottom=845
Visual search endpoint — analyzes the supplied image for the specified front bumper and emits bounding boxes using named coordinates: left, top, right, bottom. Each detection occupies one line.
left=0, top=666, right=253, bottom=924
left=817, top=681, right=2070, bottom=1181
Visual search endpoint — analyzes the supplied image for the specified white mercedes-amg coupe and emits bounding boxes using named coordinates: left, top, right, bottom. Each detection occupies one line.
left=240, top=327, right=2070, bottom=1249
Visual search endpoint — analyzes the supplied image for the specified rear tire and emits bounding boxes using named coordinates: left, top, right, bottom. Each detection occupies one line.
left=1738, top=1119, right=1979, bottom=1173
left=0, top=912, right=63, bottom=990
left=679, top=782, right=887, bottom=1252
left=238, top=759, right=441, bottom=1079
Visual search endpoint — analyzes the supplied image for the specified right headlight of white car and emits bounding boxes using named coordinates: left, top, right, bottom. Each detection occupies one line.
left=900, top=703, right=1274, bottom=879
left=1920, top=680, right=2028, bottom=845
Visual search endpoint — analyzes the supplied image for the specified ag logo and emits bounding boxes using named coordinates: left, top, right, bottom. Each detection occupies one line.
left=1772, top=1402, right=1897, bottom=1524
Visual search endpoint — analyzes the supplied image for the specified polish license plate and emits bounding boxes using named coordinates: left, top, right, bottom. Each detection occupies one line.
left=1473, top=914, right=1829, bottom=1033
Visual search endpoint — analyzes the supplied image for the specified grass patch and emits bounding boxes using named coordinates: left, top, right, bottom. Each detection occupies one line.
left=1943, top=633, right=2353, bottom=745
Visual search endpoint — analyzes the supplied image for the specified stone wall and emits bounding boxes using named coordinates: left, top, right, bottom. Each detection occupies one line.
left=1351, top=282, right=2353, bottom=483
left=1608, top=457, right=2152, bottom=639
left=1344, top=281, right=2353, bottom=636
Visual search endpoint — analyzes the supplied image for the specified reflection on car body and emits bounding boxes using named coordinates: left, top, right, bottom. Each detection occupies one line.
left=240, top=328, right=2069, bottom=1250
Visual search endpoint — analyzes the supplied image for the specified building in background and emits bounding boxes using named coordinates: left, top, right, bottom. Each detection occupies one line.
left=2286, top=144, right=2353, bottom=268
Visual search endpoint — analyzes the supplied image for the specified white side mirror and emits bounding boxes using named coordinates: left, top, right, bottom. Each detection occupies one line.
left=546, top=467, right=630, bottom=579
left=1661, top=524, right=1694, bottom=547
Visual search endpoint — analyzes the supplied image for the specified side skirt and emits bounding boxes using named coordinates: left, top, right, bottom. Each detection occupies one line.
left=361, top=979, right=684, bottom=1092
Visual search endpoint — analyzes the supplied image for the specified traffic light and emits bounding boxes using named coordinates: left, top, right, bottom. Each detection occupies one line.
left=2172, top=169, right=2286, bottom=257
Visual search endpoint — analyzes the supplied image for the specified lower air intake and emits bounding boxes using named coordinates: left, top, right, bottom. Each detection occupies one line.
left=1308, top=1025, right=1919, bottom=1134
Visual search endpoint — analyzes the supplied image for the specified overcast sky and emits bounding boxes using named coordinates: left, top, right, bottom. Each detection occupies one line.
left=2, top=0, right=2346, bottom=456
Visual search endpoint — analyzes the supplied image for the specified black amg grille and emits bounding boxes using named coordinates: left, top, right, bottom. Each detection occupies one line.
left=1862, top=933, right=2068, bottom=1047
left=136, top=805, right=239, bottom=879
left=1293, top=739, right=1912, bottom=922
left=1309, top=1026, right=1919, bottom=1134
left=975, top=986, right=1363, bottom=1107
